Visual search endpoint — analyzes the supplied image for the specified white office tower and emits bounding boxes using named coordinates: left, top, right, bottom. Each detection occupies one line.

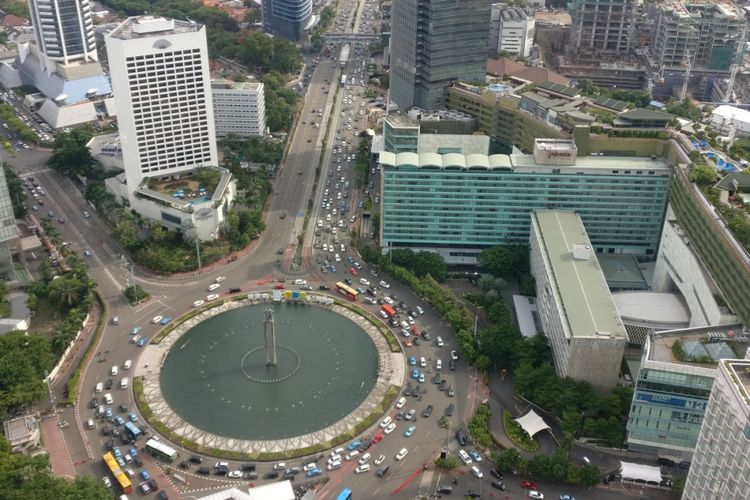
left=28, top=0, right=97, bottom=64
left=211, top=79, right=266, bottom=138
left=683, top=358, right=750, bottom=500
left=0, top=0, right=111, bottom=127
left=105, top=17, right=233, bottom=242
left=106, top=17, right=218, bottom=192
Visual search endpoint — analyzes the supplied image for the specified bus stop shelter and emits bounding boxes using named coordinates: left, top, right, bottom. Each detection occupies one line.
left=514, top=409, right=551, bottom=438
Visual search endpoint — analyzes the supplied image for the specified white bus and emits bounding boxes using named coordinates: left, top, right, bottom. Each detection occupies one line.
left=145, top=438, right=178, bottom=462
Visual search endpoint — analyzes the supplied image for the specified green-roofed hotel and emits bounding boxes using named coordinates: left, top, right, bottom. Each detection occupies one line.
left=379, top=139, right=671, bottom=264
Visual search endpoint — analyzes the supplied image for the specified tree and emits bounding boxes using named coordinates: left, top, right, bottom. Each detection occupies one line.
left=478, top=245, right=529, bottom=277
left=578, top=464, right=601, bottom=487
left=47, top=128, right=99, bottom=177
left=434, top=455, right=461, bottom=470
left=0, top=332, right=54, bottom=416
left=193, top=167, right=221, bottom=192
left=48, top=278, right=84, bottom=308
left=578, top=79, right=599, bottom=97
left=691, top=165, right=716, bottom=185
left=492, top=448, right=521, bottom=472
left=3, top=164, right=27, bottom=218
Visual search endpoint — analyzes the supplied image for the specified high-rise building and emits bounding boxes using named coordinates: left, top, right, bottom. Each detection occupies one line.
left=389, top=0, right=491, bottom=110
left=379, top=139, right=671, bottom=264
left=529, top=209, right=627, bottom=390
left=0, top=0, right=111, bottom=127
left=650, top=1, right=747, bottom=71
left=105, top=16, right=218, bottom=193
left=488, top=5, right=536, bottom=58
left=211, top=80, right=266, bottom=138
left=569, top=0, right=634, bottom=55
left=262, top=0, right=312, bottom=42
left=0, top=166, right=19, bottom=281
left=28, top=0, right=97, bottom=64
left=683, top=358, right=750, bottom=500
left=105, top=17, right=234, bottom=242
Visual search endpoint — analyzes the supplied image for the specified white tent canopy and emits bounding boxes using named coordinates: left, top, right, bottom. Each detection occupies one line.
left=620, top=461, right=663, bottom=483
left=514, top=409, right=550, bottom=437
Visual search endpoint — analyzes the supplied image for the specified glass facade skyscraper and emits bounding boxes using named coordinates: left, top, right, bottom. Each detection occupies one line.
left=389, top=0, right=491, bottom=110
left=28, top=0, right=97, bottom=63
left=262, top=0, right=312, bottom=42
left=379, top=140, right=670, bottom=264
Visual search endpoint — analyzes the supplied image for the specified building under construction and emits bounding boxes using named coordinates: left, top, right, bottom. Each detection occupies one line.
left=569, top=0, right=635, bottom=59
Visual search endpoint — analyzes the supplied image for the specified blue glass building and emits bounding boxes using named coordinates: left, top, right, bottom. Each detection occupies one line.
left=379, top=139, right=671, bottom=264
left=262, top=0, right=312, bottom=42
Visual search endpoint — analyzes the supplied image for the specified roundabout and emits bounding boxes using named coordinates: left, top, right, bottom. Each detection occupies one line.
left=135, top=294, right=404, bottom=456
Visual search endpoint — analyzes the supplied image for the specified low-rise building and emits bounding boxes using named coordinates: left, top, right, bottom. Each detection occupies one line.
left=211, top=79, right=266, bottom=138
left=3, top=414, right=40, bottom=453
left=710, top=105, right=750, bottom=137
left=489, top=5, right=535, bottom=58
left=529, top=209, right=627, bottom=390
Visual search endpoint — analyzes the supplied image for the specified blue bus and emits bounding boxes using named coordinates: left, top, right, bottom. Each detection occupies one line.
left=124, top=421, right=142, bottom=440
left=336, top=488, right=352, bottom=500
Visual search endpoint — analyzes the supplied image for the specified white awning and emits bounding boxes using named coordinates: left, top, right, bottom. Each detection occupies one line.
left=514, top=409, right=550, bottom=437
left=620, top=461, right=663, bottom=483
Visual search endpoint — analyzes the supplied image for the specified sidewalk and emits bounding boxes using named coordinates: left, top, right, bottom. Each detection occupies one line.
left=40, top=415, right=76, bottom=479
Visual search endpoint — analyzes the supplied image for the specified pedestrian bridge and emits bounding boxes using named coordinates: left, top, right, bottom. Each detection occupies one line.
left=323, top=33, right=379, bottom=42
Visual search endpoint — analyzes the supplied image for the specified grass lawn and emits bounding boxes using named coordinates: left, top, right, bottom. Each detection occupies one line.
left=0, top=301, right=10, bottom=318
left=28, top=296, right=62, bottom=340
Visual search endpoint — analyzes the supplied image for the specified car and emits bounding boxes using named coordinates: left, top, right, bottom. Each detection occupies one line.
left=374, top=454, right=385, bottom=465
left=83, top=211, right=90, bottom=218
left=227, top=470, right=242, bottom=478
left=303, top=462, right=317, bottom=472
left=490, top=468, right=503, bottom=479
left=465, top=491, right=481, bottom=499
left=408, top=356, right=416, bottom=366
left=215, top=276, right=225, bottom=282
left=492, top=481, right=506, bottom=490
left=380, top=416, right=392, bottom=428
left=359, top=278, right=370, bottom=286
left=419, top=373, right=425, bottom=383
left=189, top=455, right=203, bottom=464
left=318, top=284, right=330, bottom=290
left=151, top=315, right=163, bottom=324
left=327, top=460, right=341, bottom=471
left=405, top=409, right=416, bottom=420
left=528, top=492, right=544, bottom=500
left=84, top=250, right=92, bottom=257
left=422, top=405, right=433, bottom=418
left=445, top=404, right=455, bottom=416
left=208, top=283, right=220, bottom=291
left=130, top=327, right=141, bottom=335
left=396, top=397, right=406, bottom=409
left=384, top=422, right=396, bottom=434
left=102, top=476, right=112, bottom=488
left=128, top=413, right=138, bottom=422
left=197, top=467, right=210, bottom=475
left=395, top=448, right=408, bottom=461
left=140, top=470, right=151, bottom=481
left=469, top=450, right=482, bottom=462
left=305, top=468, right=322, bottom=477
left=521, top=481, right=539, bottom=490
left=458, top=449, right=472, bottom=465
left=262, top=471, right=279, bottom=479
left=559, top=495, right=575, bottom=500
left=193, top=300, right=205, bottom=307
left=229, top=287, right=241, bottom=293
left=471, top=466, right=483, bottom=479
left=137, top=338, right=146, bottom=347
left=379, top=280, right=390, bottom=288
left=272, top=462, right=286, bottom=471
left=206, top=294, right=219, bottom=301
left=274, top=283, right=285, bottom=289
left=105, top=379, right=114, bottom=389
left=451, top=350, right=459, bottom=361
left=404, top=425, right=416, bottom=437
left=160, top=316, right=173, bottom=325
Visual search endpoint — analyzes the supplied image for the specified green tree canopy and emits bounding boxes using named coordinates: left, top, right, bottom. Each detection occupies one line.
left=47, top=128, right=98, bottom=177
left=478, top=244, right=530, bottom=277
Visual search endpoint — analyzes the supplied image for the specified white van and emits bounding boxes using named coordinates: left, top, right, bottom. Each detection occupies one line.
left=294, top=279, right=307, bottom=286
left=120, top=377, right=129, bottom=389
left=123, top=360, right=132, bottom=370
left=111, top=365, right=119, bottom=376
left=436, top=359, right=442, bottom=370
left=104, top=393, right=113, bottom=404
left=437, top=336, right=444, bottom=347
left=95, top=382, right=103, bottom=393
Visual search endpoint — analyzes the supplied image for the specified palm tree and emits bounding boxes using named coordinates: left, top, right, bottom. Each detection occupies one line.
left=49, top=278, right=83, bottom=308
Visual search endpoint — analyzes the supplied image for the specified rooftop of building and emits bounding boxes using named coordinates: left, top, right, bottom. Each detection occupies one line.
left=716, top=171, right=750, bottom=191
left=3, top=415, right=37, bottom=442
left=648, top=324, right=747, bottom=368
left=723, top=359, right=750, bottom=407
left=597, top=254, right=648, bottom=288
left=136, top=167, right=232, bottom=212
left=499, top=5, right=535, bottom=21
left=486, top=58, right=570, bottom=85
left=537, top=81, right=580, bottom=99
left=210, top=78, right=263, bottom=91
left=108, top=16, right=202, bottom=40
left=385, top=109, right=475, bottom=128
left=533, top=210, right=627, bottom=340
left=611, top=291, right=690, bottom=325
left=617, top=108, right=675, bottom=122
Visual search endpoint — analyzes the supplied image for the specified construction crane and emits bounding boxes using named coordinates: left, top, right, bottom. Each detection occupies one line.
left=679, top=50, right=692, bottom=101
left=722, top=29, right=747, bottom=103
left=647, top=65, right=665, bottom=97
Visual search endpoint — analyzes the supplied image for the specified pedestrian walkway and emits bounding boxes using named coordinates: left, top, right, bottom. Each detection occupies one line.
left=40, top=415, right=76, bottom=479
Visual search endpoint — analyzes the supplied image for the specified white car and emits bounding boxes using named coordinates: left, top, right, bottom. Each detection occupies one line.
left=302, top=462, right=317, bottom=472
left=208, top=283, right=220, bottom=291
left=215, top=276, right=226, bottom=282
left=471, top=465, right=483, bottom=478
left=192, top=300, right=205, bottom=307
left=354, top=464, right=370, bottom=474
left=206, top=294, right=219, bottom=301
left=327, top=460, right=341, bottom=470
left=380, top=416, right=392, bottom=428
left=227, top=470, right=242, bottom=478
left=358, top=453, right=371, bottom=465
left=396, top=397, right=406, bottom=409
left=395, top=448, right=408, bottom=461
left=374, top=454, right=385, bottom=465
left=451, top=350, right=459, bottom=361
left=458, top=449, right=472, bottom=465
left=379, top=280, right=390, bottom=288
left=436, top=359, right=442, bottom=370
left=359, top=278, right=370, bottom=286
left=151, top=315, right=163, bottom=324
left=102, top=476, right=111, bottom=488
left=384, top=422, right=396, bottom=434
left=528, top=492, right=544, bottom=500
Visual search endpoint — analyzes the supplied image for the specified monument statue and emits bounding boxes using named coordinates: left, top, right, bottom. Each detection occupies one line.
left=264, top=308, right=277, bottom=366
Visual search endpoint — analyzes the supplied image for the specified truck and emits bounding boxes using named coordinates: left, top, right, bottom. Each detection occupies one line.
left=340, top=74, right=347, bottom=87
left=339, top=44, right=350, bottom=69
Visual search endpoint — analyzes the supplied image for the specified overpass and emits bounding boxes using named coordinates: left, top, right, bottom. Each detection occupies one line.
left=323, top=33, right=379, bottom=42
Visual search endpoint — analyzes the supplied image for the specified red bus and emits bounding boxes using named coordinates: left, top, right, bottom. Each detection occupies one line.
left=336, top=281, right=359, bottom=300
left=381, top=304, right=396, bottom=318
